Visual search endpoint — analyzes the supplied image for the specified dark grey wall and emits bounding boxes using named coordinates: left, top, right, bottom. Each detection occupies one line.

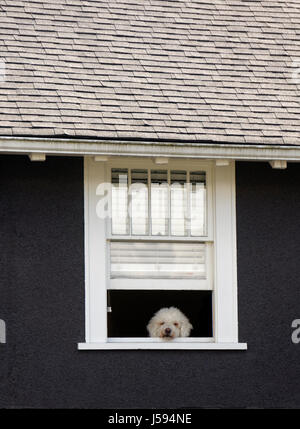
left=0, top=155, right=300, bottom=408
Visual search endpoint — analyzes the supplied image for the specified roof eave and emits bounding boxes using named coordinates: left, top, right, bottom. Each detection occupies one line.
left=0, top=136, right=300, bottom=162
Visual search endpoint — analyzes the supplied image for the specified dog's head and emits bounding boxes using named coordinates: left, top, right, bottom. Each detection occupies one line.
left=147, top=307, right=193, bottom=340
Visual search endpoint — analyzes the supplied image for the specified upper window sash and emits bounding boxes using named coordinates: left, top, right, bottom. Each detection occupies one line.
left=106, top=159, right=214, bottom=241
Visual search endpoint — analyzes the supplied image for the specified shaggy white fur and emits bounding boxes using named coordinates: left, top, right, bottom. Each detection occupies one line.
left=147, top=307, right=193, bottom=340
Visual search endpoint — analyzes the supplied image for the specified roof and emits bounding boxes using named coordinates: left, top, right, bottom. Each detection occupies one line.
left=0, top=0, right=300, bottom=145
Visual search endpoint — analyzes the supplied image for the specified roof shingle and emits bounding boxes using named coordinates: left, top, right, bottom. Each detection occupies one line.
left=0, top=0, right=300, bottom=144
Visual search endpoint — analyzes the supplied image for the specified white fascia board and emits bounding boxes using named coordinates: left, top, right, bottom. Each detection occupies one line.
left=0, top=136, right=299, bottom=161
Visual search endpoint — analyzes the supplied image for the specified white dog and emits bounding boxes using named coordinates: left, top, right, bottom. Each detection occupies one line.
left=147, top=307, right=193, bottom=340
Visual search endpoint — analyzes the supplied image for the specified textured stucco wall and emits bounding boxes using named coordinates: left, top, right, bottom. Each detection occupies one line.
left=0, top=155, right=300, bottom=408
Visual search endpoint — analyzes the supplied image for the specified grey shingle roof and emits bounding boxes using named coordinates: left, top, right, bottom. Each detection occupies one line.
left=0, top=0, right=300, bottom=145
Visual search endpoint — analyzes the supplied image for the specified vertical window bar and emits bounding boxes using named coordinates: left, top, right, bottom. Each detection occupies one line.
left=170, top=170, right=187, bottom=236
left=128, top=169, right=132, bottom=235
left=187, top=171, right=191, bottom=237
left=130, top=169, right=148, bottom=235
left=167, top=169, right=171, bottom=236
left=111, top=169, right=129, bottom=235
left=148, top=169, right=151, bottom=236
left=190, top=171, right=206, bottom=237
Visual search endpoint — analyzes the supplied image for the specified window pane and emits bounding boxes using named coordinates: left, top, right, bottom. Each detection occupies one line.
left=110, top=241, right=206, bottom=279
left=171, top=170, right=187, bottom=236
left=151, top=170, right=168, bottom=236
left=130, top=169, right=148, bottom=235
left=111, top=169, right=129, bottom=235
left=190, top=171, right=206, bottom=236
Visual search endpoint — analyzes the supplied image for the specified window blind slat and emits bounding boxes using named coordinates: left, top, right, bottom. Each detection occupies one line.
left=110, top=241, right=206, bottom=279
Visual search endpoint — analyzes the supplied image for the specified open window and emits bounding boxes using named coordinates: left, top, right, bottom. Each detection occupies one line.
left=80, top=157, right=246, bottom=350
left=107, top=290, right=213, bottom=338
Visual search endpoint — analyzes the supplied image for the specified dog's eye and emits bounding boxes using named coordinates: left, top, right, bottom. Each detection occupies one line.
left=174, top=322, right=179, bottom=327
left=159, top=322, right=165, bottom=326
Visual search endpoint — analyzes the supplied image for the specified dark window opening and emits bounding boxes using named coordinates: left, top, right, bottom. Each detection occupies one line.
left=107, top=290, right=213, bottom=338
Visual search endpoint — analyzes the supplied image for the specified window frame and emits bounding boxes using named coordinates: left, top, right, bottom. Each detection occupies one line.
left=79, top=156, right=247, bottom=350
left=107, top=158, right=213, bottom=292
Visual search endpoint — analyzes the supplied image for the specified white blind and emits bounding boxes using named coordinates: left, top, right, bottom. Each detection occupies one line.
left=110, top=241, right=206, bottom=279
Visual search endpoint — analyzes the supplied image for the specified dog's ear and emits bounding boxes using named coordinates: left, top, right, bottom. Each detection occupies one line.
left=180, top=320, right=193, bottom=337
left=147, top=316, right=160, bottom=338
left=146, top=319, right=154, bottom=337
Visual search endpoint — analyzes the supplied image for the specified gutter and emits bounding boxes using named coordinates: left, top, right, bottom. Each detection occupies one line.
left=0, top=136, right=300, bottom=161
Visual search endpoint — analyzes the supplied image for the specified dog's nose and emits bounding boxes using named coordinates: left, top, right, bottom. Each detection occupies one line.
left=165, top=328, right=171, bottom=335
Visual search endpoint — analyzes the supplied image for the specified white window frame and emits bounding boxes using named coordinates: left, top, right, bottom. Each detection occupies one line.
left=78, top=156, right=247, bottom=350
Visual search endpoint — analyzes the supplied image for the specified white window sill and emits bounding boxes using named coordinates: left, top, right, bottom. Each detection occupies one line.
left=78, top=339, right=247, bottom=350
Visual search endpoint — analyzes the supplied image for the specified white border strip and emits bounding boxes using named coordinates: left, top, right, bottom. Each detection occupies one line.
left=78, top=342, right=248, bottom=350
left=0, top=136, right=300, bottom=161
left=107, top=337, right=214, bottom=343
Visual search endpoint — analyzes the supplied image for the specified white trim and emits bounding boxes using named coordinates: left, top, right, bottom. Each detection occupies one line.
left=78, top=342, right=247, bottom=350
left=108, top=278, right=211, bottom=290
left=0, top=136, right=299, bottom=161
left=94, top=155, right=109, bottom=162
left=84, top=158, right=91, bottom=342
left=213, top=161, right=238, bottom=343
left=154, top=157, right=169, bottom=164
left=29, top=153, right=46, bottom=162
left=84, top=158, right=108, bottom=342
left=269, top=160, right=287, bottom=169
left=215, top=159, right=230, bottom=167
left=107, top=235, right=214, bottom=242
